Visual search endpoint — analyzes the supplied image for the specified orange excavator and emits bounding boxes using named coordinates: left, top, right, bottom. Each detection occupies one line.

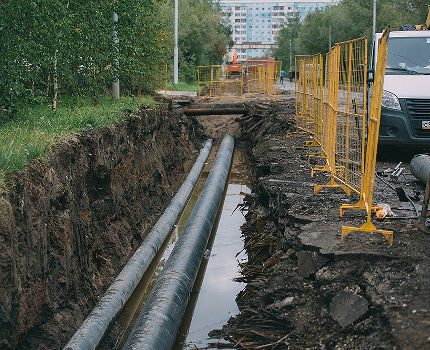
left=225, top=50, right=242, bottom=79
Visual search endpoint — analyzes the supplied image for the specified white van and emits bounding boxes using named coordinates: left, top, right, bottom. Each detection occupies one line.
left=372, top=30, right=430, bottom=147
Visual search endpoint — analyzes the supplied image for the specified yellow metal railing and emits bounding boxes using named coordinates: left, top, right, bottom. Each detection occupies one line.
left=197, top=61, right=282, bottom=97
left=295, top=30, right=393, bottom=245
left=312, top=38, right=368, bottom=196
left=341, top=30, right=393, bottom=245
left=247, top=65, right=265, bottom=94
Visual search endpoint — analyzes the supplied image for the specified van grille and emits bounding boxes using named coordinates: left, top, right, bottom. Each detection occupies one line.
left=405, top=99, right=430, bottom=119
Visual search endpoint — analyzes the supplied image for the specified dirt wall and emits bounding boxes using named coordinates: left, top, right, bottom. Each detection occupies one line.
left=0, top=105, right=202, bottom=349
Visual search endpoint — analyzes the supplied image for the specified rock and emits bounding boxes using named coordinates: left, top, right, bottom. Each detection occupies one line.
left=268, top=296, right=295, bottom=309
left=297, top=251, right=328, bottom=278
left=329, top=291, right=368, bottom=327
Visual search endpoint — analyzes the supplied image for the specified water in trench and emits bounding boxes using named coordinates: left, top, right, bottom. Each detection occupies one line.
left=112, top=146, right=251, bottom=349
left=175, top=148, right=251, bottom=349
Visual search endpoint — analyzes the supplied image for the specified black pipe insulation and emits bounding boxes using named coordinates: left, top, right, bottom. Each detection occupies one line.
left=122, top=134, right=235, bottom=350
left=183, top=107, right=247, bottom=116
left=63, top=139, right=213, bottom=350
left=410, top=154, right=430, bottom=184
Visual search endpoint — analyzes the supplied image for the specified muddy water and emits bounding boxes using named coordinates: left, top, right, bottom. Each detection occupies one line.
left=176, top=148, right=251, bottom=349
left=113, top=147, right=250, bottom=349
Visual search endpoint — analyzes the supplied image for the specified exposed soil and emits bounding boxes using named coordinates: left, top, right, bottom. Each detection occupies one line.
left=2, top=95, right=430, bottom=350
left=0, top=104, right=203, bottom=349
left=208, top=99, right=430, bottom=349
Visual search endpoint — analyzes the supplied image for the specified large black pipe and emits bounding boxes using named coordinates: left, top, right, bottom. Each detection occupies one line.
left=183, top=107, right=247, bottom=116
left=122, top=134, right=234, bottom=350
left=411, top=154, right=430, bottom=184
left=64, top=139, right=212, bottom=350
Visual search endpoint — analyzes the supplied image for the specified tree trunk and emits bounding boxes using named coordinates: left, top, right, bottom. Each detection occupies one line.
left=52, top=51, right=58, bottom=112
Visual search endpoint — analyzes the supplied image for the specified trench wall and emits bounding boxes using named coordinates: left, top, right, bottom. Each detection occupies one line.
left=0, top=106, right=202, bottom=349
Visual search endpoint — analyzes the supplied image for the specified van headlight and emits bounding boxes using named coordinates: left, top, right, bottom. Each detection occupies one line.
left=382, top=91, right=401, bottom=110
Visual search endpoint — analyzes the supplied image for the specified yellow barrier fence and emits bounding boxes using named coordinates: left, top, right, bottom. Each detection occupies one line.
left=224, top=68, right=243, bottom=96
left=294, top=55, right=323, bottom=139
left=265, top=61, right=283, bottom=95
left=295, top=30, right=393, bottom=245
left=341, top=31, right=393, bottom=245
left=198, top=61, right=282, bottom=97
left=247, top=65, right=265, bottom=94
left=313, top=38, right=368, bottom=196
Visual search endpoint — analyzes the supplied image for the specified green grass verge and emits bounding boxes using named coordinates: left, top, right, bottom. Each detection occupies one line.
left=0, top=95, right=156, bottom=182
left=167, top=82, right=197, bottom=92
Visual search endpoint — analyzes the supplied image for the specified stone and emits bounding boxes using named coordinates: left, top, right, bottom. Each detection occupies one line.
left=329, top=291, right=368, bottom=327
left=297, top=251, right=319, bottom=278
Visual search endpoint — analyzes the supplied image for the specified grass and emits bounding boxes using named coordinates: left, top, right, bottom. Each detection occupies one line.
left=0, top=95, right=156, bottom=182
left=167, top=81, right=197, bottom=92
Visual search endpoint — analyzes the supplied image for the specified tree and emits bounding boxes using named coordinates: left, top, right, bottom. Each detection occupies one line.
left=274, top=0, right=428, bottom=61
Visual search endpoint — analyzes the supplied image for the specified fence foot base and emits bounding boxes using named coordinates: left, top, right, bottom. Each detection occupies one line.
left=286, top=130, right=307, bottom=137
left=341, top=221, right=393, bottom=246
left=340, top=200, right=380, bottom=217
left=311, top=164, right=330, bottom=178
left=304, top=140, right=319, bottom=147
left=314, top=177, right=351, bottom=196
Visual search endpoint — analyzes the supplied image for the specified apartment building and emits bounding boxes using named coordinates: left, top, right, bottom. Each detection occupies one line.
left=221, top=0, right=339, bottom=61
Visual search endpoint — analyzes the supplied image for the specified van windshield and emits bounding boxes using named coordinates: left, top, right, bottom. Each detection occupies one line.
left=386, top=37, right=430, bottom=75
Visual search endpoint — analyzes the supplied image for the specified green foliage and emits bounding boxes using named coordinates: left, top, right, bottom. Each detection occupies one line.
left=274, top=0, right=429, bottom=66
left=0, top=0, right=230, bottom=116
left=0, top=95, right=156, bottom=175
left=0, top=0, right=173, bottom=119
left=167, top=81, right=197, bottom=91
left=160, top=0, right=232, bottom=83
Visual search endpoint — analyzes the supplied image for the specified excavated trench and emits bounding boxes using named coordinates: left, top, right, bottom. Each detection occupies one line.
left=0, top=104, right=204, bottom=349
left=1, top=97, right=430, bottom=349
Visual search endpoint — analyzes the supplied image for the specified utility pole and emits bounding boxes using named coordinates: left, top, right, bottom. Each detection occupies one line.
left=112, top=11, right=120, bottom=99
left=289, top=37, right=293, bottom=72
left=372, top=0, right=377, bottom=39
left=328, top=25, right=332, bottom=51
left=174, top=0, right=179, bottom=85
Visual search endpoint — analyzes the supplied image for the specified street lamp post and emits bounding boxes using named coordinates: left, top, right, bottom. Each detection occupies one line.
left=372, top=0, right=377, bottom=39
left=174, top=0, right=179, bottom=85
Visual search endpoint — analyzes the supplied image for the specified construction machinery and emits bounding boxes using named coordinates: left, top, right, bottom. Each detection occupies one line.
left=225, top=50, right=242, bottom=79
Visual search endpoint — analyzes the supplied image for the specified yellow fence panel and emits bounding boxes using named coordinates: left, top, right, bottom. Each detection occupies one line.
left=313, top=39, right=368, bottom=196
left=295, top=55, right=323, bottom=140
left=197, top=61, right=281, bottom=97
left=294, top=30, right=393, bottom=245
left=224, top=68, right=243, bottom=96
left=210, top=65, right=223, bottom=97
left=197, top=65, right=210, bottom=97
left=341, top=30, right=393, bottom=245
left=295, top=56, right=309, bottom=132
left=247, top=65, right=264, bottom=94
left=335, top=38, right=368, bottom=195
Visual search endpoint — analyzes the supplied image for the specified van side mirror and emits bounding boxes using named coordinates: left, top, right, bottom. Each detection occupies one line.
left=367, top=69, right=374, bottom=83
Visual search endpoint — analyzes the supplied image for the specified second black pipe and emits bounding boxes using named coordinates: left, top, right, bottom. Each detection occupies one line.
left=123, top=134, right=235, bottom=350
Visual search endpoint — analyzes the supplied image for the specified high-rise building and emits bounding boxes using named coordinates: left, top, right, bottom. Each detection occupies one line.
left=221, top=0, right=339, bottom=61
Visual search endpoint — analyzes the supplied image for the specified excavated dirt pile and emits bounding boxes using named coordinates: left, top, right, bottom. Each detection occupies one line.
left=212, top=99, right=430, bottom=349
left=0, top=104, right=203, bottom=349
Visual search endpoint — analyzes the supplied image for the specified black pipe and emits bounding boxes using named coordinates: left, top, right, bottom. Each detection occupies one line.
left=122, top=134, right=234, bottom=350
left=411, top=154, right=430, bottom=184
left=63, top=139, right=212, bottom=350
left=183, top=107, right=246, bottom=116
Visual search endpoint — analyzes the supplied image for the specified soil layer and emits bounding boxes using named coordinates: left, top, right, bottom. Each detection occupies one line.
left=212, top=99, right=430, bottom=349
left=0, top=104, right=202, bottom=349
